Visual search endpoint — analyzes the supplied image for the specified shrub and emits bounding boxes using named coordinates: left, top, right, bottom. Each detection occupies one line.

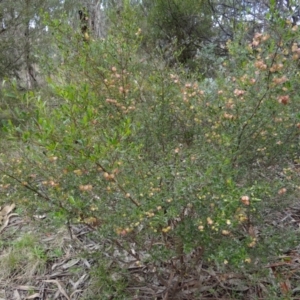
left=1, top=6, right=300, bottom=299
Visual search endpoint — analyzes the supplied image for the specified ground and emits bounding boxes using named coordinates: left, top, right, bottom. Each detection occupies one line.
left=1, top=201, right=300, bottom=299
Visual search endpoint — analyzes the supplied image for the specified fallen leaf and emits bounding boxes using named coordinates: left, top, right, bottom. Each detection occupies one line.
left=0, top=203, right=16, bottom=216
left=62, top=258, right=80, bottom=270
left=70, top=274, right=88, bottom=289
left=43, top=280, right=70, bottom=300
left=25, top=293, right=40, bottom=299
left=13, top=290, right=21, bottom=300
left=280, top=280, right=291, bottom=295
left=16, top=286, right=37, bottom=291
left=0, top=213, right=19, bottom=234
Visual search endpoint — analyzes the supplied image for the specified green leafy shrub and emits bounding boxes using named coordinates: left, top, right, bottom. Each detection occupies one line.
left=2, top=6, right=300, bottom=299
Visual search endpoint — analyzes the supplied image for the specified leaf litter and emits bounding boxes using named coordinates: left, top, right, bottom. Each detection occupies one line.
left=0, top=202, right=300, bottom=299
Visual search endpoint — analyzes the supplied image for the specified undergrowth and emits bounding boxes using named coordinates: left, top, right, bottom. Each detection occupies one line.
left=1, top=5, right=300, bottom=299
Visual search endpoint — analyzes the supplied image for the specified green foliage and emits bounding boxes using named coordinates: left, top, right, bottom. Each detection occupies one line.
left=140, top=0, right=214, bottom=69
left=1, top=4, right=300, bottom=299
left=0, top=233, right=48, bottom=279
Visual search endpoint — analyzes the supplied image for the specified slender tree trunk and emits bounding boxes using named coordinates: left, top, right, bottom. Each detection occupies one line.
left=24, top=0, right=36, bottom=88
